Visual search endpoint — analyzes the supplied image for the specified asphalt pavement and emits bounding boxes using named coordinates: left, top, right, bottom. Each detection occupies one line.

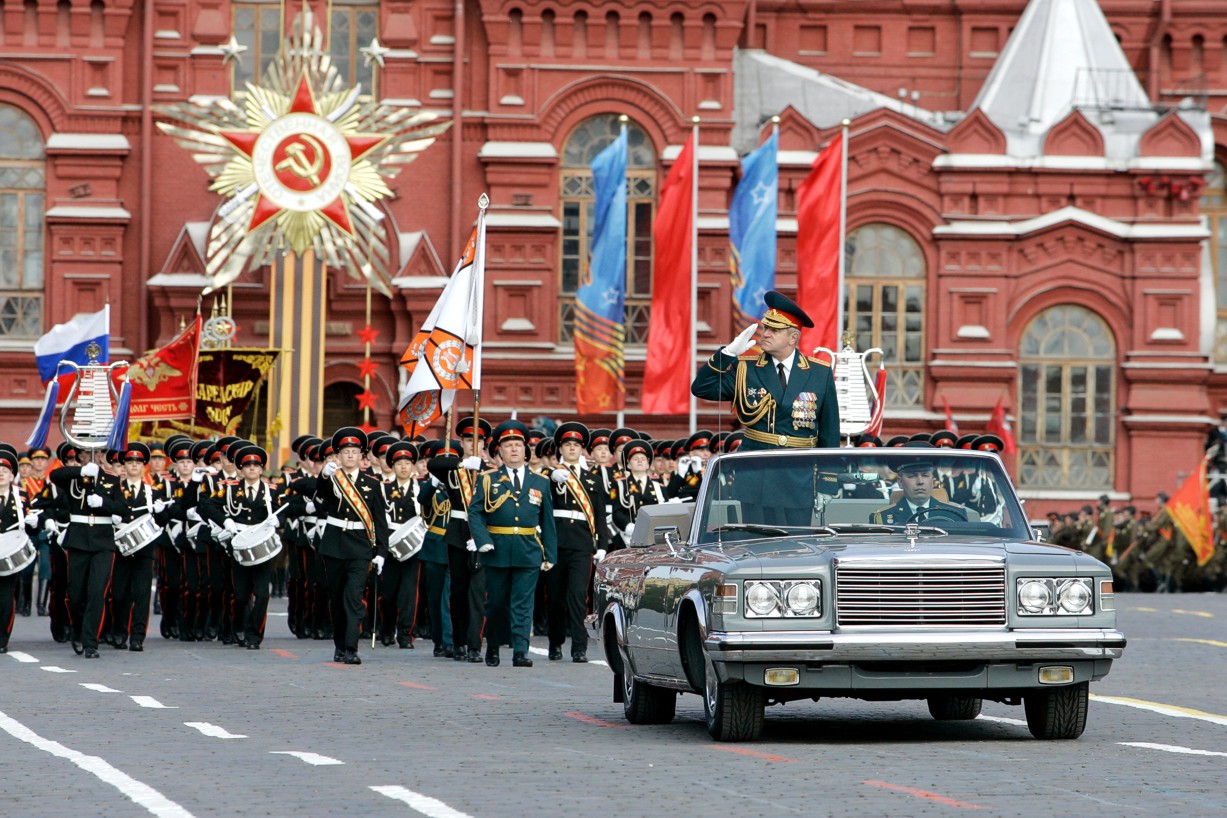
left=3, top=592, right=1226, bottom=817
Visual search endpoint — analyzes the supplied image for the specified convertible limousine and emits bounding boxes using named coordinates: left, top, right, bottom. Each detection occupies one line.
left=593, top=447, right=1126, bottom=741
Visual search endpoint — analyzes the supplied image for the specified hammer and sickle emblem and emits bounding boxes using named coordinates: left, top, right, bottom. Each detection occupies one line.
left=275, top=134, right=326, bottom=186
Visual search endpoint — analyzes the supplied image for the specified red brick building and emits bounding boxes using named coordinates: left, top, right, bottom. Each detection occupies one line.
left=2, top=0, right=1226, bottom=508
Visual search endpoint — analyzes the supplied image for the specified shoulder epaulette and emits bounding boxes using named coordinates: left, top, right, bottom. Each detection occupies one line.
left=806, top=355, right=832, bottom=367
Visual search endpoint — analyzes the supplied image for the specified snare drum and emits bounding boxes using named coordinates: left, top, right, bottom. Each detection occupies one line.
left=388, top=516, right=427, bottom=562
left=231, top=523, right=283, bottom=566
left=0, top=528, right=35, bottom=576
left=113, top=515, right=163, bottom=557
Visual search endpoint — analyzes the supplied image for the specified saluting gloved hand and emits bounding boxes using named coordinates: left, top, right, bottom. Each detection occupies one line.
left=550, top=467, right=570, bottom=484
left=81, top=462, right=100, bottom=479
left=595, top=549, right=607, bottom=563
left=478, top=543, right=494, bottom=553
left=372, top=555, right=385, bottom=575
left=304, top=499, right=317, bottom=514
left=465, top=538, right=477, bottom=553
left=461, top=455, right=483, bottom=471
left=86, top=494, right=104, bottom=509
left=25, top=511, right=39, bottom=529
left=721, top=323, right=759, bottom=357
left=320, top=462, right=339, bottom=478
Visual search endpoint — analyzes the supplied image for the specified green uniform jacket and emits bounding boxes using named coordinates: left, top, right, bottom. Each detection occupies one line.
left=691, top=349, right=839, bottom=449
left=871, top=497, right=965, bottom=525
left=468, top=467, right=558, bottom=568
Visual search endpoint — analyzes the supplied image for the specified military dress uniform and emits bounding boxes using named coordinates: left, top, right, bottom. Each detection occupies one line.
left=312, top=428, right=390, bottom=665
left=468, top=420, right=558, bottom=667
left=49, top=456, right=129, bottom=658
left=0, top=447, right=35, bottom=653
left=417, top=439, right=456, bottom=657
left=379, top=441, right=422, bottom=649
left=109, top=443, right=171, bottom=651
left=612, top=441, right=668, bottom=544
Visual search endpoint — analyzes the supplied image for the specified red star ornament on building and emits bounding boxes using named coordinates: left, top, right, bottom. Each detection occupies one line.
left=357, top=325, right=381, bottom=347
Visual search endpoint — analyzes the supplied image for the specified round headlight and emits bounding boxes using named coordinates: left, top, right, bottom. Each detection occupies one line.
left=1019, top=580, right=1052, bottom=613
left=745, top=582, right=778, bottom=616
left=784, top=582, right=819, bottom=616
left=1058, top=581, right=1092, bottom=613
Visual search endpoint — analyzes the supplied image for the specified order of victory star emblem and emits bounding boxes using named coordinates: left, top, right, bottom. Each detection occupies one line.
left=155, top=6, right=450, bottom=297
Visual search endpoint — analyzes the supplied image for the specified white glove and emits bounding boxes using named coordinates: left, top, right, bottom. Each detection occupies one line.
left=462, top=455, right=482, bottom=471
left=224, top=518, right=238, bottom=532
left=722, top=323, right=759, bottom=357
left=186, top=508, right=201, bottom=522
left=622, top=525, right=634, bottom=542
left=478, top=543, right=494, bottom=553
left=465, top=538, right=477, bottom=552
left=110, top=515, right=123, bottom=525
left=304, top=499, right=317, bottom=514
left=541, top=561, right=554, bottom=572
left=578, top=455, right=589, bottom=471
left=87, top=494, right=104, bottom=509
left=429, top=474, right=443, bottom=488
left=676, top=456, right=693, bottom=476
left=595, top=549, right=606, bottom=562
left=372, top=555, right=385, bottom=575
left=550, top=467, right=569, bottom=484
left=25, top=511, right=39, bottom=528
left=152, top=499, right=169, bottom=514
left=81, top=462, right=100, bottom=479
left=321, top=462, right=338, bottom=478
left=191, top=467, right=206, bottom=483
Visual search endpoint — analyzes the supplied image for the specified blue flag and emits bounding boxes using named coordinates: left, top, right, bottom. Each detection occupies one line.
left=729, top=130, right=778, bottom=326
left=574, top=128, right=628, bottom=413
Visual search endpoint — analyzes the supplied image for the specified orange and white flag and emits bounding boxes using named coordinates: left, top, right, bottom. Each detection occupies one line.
left=398, top=205, right=486, bottom=436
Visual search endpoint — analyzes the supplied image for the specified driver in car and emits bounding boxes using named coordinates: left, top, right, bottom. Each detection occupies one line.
left=870, top=458, right=964, bottom=524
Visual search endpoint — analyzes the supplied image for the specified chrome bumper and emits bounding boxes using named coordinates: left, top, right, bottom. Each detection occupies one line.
left=704, top=628, right=1127, bottom=663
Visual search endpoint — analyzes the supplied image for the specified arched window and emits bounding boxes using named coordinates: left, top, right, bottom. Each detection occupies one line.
left=844, top=223, right=925, bottom=408
left=558, top=114, right=657, bottom=344
left=0, top=104, right=45, bottom=339
left=1200, top=160, right=1227, bottom=361
left=1018, top=305, right=1115, bottom=489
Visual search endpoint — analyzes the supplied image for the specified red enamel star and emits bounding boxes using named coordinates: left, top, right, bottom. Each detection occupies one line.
left=356, top=390, right=379, bottom=411
left=357, top=325, right=380, bottom=346
left=357, top=358, right=380, bottom=379
left=220, top=74, right=387, bottom=235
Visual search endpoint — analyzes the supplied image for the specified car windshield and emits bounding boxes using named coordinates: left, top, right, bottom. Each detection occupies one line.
left=695, top=449, right=1031, bottom=545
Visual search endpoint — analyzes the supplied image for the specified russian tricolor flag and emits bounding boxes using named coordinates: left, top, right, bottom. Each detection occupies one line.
left=34, top=305, right=110, bottom=382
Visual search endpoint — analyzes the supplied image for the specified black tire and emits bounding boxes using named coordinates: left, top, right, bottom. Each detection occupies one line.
left=1024, top=682, right=1089, bottom=740
left=702, top=653, right=764, bottom=741
left=622, top=673, right=677, bottom=725
left=927, top=695, right=983, bottom=721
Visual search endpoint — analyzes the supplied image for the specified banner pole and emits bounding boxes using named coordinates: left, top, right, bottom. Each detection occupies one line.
left=836, top=119, right=850, bottom=343
left=689, top=116, right=699, bottom=435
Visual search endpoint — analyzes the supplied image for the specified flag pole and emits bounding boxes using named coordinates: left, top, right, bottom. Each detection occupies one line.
left=468, top=194, right=489, bottom=456
left=835, top=119, right=850, bottom=343
left=688, top=116, right=699, bottom=434
left=616, top=114, right=628, bottom=432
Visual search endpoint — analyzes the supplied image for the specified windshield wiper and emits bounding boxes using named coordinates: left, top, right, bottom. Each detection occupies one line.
left=710, top=523, right=837, bottom=537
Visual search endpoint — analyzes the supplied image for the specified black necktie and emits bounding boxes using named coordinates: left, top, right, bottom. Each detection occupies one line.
left=247, top=486, right=255, bottom=502
left=777, top=362, right=787, bottom=392
left=512, top=469, right=521, bottom=493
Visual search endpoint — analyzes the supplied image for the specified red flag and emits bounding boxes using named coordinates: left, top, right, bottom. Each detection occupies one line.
left=796, top=132, right=844, bottom=355
left=642, top=132, right=695, bottom=415
left=865, top=364, right=887, bottom=437
left=113, top=316, right=201, bottom=422
left=943, top=395, right=959, bottom=435
left=985, top=396, right=1017, bottom=455
left=1168, top=461, right=1214, bottom=566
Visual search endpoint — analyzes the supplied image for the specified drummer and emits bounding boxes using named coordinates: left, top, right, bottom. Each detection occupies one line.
left=110, top=443, right=171, bottom=651
left=0, top=444, right=39, bottom=654
left=379, top=440, right=421, bottom=649
left=199, top=443, right=282, bottom=650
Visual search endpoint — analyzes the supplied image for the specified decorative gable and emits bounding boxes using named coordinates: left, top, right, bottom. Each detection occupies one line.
left=945, top=108, right=1006, bottom=155
left=1043, top=110, right=1104, bottom=157
left=158, top=222, right=208, bottom=277
left=1138, top=112, right=1203, bottom=158
left=775, top=105, right=822, bottom=152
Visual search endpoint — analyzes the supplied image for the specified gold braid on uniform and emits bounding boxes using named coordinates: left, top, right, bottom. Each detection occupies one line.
left=429, top=492, right=451, bottom=525
left=733, top=359, right=776, bottom=430
left=479, top=473, right=515, bottom=514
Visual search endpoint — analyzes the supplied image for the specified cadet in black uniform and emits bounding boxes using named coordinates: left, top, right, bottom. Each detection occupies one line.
left=0, top=445, right=38, bottom=653
left=612, top=439, right=668, bottom=544
left=109, top=443, right=171, bottom=651
left=380, top=440, right=421, bottom=648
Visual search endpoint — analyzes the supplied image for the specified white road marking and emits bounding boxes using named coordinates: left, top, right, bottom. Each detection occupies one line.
left=1121, top=742, right=1227, bottom=758
left=371, top=785, right=473, bottom=817
left=184, top=722, right=247, bottom=739
left=976, top=714, right=1028, bottom=727
left=0, top=709, right=195, bottom=818
left=81, top=683, right=122, bottom=693
left=6, top=651, right=38, bottom=663
left=270, top=750, right=344, bottom=766
left=1091, top=694, right=1227, bottom=728
left=131, top=696, right=177, bottom=709
left=42, top=666, right=76, bottom=673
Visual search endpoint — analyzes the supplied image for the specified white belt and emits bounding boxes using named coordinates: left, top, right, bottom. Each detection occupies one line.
left=553, top=509, right=588, bottom=522
left=449, top=510, right=468, bottom=520
left=70, top=514, right=111, bottom=526
left=326, top=517, right=367, bottom=531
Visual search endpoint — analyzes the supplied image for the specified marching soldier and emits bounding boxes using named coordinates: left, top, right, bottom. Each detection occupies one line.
left=50, top=446, right=128, bottom=658
left=546, top=421, right=609, bottom=663
left=468, top=419, right=558, bottom=668
left=612, top=439, right=668, bottom=546
left=0, top=445, right=39, bottom=653
left=21, top=446, right=50, bottom=617
left=313, top=428, right=390, bottom=665
left=417, top=438, right=458, bottom=658
left=379, top=440, right=422, bottom=648
left=109, top=443, right=171, bottom=651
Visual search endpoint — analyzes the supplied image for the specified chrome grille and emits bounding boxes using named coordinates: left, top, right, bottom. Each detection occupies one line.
left=836, top=565, right=1006, bottom=626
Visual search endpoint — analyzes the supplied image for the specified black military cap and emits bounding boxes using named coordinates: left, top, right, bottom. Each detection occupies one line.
left=123, top=442, right=151, bottom=463
left=216, top=436, right=241, bottom=458
left=930, top=430, right=958, bottom=448
left=973, top=434, right=1004, bottom=453
left=955, top=434, right=978, bottom=450
left=761, top=290, right=815, bottom=330
left=710, top=431, right=730, bottom=454
left=332, top=427, right=367, bottom=453
left=385, top=440, right=418, bottom=467
left=589, top=428, right=612, bottom=449
left=884, top=435, right=910, bottom=448
left=420, top=438, right=461, bottom=459
left=686, top=430, right=714, bottom=452
left=189, top=440, right=212, bottom=463
left=526, top=428, right=545, bottom=445
left=908, top=432, right=932, bottom=444
left=369, top=434, right=395, bottom=460
left=0, top=448, right=16, bottom=473
left=168, top=438, right=194, bottom=462
left=455, top=416, right=492, bottom=440
left=291, top=434, right=313, bottom=455
left=105, top=449, right=122, bottom=466
left=621, top=439, right=653, bottom=465
left=725, top=431, right=745, bottom=452
left=855, top=434, right=883, bottom=448
left=534, top=437, right=555, bottom=460
left=56, top=441, right=81, bottom=464
left=232, top=444, right=268, bottom=469
left=670, top=439, right=688, bottom=460
left=610, top=428, right=638, bottom=449
left=303, top=441, right=324, bottom=463
left=554, top=421, right=591, bottom=450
